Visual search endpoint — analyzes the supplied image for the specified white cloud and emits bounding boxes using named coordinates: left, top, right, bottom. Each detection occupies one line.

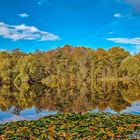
left=17, top=13, right=29, bottom=18
left=107, top=37, right=140, bottom=45
left=113, top=13, right=122, bottom=18
left=107, top=37, right=140, bottom=53
left=0, top=22, right=60, bottom=41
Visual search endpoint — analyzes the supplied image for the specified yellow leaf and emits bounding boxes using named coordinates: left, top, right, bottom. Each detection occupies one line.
left=60, top=124, right=65, bottom=129
left=107, top=131, right=114, bottom=137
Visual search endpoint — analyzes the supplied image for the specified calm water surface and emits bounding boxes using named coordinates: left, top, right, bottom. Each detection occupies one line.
left=0, top=82, right=140, bottom=123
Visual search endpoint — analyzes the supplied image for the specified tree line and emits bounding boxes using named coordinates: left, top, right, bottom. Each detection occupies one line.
left=0, top=45, right=140, bottom=86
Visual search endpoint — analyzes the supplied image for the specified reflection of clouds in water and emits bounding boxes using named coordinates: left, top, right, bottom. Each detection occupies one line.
left=90, top=108, right=117, bottom=114
left=1, top=102, right=140, bottom=123
left=103, top=108, right=117, bottom=114
left=3, top=115, right=26, bottom=123
left=20, top=107, right=57, bottom=118
left=121, top=101, right=140, bottom=114
left=1, top=108, right=57, bottom=124
left=90, top=109, right=99, bottom=113
left=90, top=102, right=140, bottom=115
left=0, top=111, right=13, bottom=124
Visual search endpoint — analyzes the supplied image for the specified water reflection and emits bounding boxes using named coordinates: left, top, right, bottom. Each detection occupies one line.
left=121, top=101, right=140, bottom=115
left=0, top=81, right=140, bottom=123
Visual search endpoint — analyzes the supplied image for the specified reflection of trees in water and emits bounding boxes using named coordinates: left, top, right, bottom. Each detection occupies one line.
left=0, top=83, right=47, bottom=115
left=0, top=81, right=140, bottom=115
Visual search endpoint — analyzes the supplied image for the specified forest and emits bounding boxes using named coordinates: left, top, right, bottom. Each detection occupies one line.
left=0, top=45, right=140, bottom=86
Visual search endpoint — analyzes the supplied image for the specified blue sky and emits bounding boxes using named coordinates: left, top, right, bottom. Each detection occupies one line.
left=0, top=0, right=140, bottom=53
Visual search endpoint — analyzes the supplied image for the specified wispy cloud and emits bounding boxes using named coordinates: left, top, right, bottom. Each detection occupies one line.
left=113, top=13, right=122, bottom=18
left=0, top=22, right=60, bottom=41
left=17, top=13, right=29, bottom=18
left=107, top=37, right=140, bottom=52
left=113, top=13, right=133, bottom=20
left=107, top=37, right=140, bottom=45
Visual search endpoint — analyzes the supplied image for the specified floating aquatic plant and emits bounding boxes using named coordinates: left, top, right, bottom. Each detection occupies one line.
left=0, top=113, right=140, bottom=139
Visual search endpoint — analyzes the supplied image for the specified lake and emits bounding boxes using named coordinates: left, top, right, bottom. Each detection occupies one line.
left=0, top=82, right=140, bottom=123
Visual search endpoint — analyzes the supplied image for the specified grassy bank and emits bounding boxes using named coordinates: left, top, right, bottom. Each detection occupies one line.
left=0, top=113, right=140, bottom=140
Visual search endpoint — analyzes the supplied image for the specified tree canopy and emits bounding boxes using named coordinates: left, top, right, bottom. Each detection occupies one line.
left=0, top=45, right=139, bottom=86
